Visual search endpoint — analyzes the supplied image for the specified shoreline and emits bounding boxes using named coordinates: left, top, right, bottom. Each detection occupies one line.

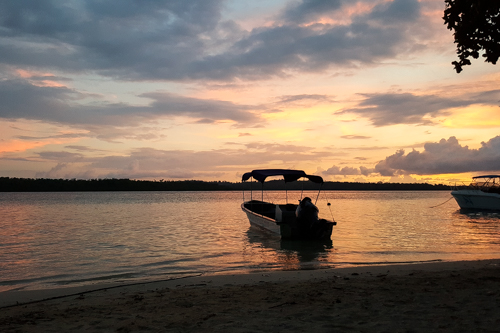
left=1, top=259, right=499, bottom=308
left=2, top=259, right=500, bottom=332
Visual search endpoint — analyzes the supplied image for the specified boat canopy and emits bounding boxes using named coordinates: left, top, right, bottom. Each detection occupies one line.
left=473, top=175, right=500, bottom=179
left=241, top=169, right=323, bottom=184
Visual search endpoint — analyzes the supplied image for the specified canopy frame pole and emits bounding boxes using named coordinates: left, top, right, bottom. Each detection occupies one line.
left=261, top=181, right=263, bottom=202
left=250, top=178, right=253, bottom=201
left=285, top=180, right=288, bottom=204
left=315, top=183, right=323, bottom=205
left=300, top=178, right=304, bottom=201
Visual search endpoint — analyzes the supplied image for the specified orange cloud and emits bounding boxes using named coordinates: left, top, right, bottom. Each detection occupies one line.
left=0, top=135, right=84, bottom=154
left=299, top=1, right=378, bottom=27
left=339, top=1, right=381, bottom=19
left=38, top=80, right=66, bottom=88
left=0, top=140, right=48, bottom=153
left=15, top=69, right=34, bottom=78
left=14, top=69, right=66, bottom=87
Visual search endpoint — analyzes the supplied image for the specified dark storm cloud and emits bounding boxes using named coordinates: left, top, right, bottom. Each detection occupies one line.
left=375, top=136, right=500, bottom=176
left=0, top=79, right=262, bottom=127
left=339, top=91, right=500, bottom=126
left=0, top=0, right=426, bottom=81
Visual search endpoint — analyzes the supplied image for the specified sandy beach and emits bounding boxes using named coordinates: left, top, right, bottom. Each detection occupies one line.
left=1, top=259, right=500, bottom=332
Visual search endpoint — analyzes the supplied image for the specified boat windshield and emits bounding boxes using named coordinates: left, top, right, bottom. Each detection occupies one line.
left=471, top=176, right=500, bottom=190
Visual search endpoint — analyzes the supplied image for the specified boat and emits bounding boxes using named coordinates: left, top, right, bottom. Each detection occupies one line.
left=241, top=169, right=336, bottom=240
left=451, top=175, right=500, bottom=210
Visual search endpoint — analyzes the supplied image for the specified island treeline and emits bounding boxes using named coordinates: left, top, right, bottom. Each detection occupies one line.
left=0, top=177, right=450, bottom=192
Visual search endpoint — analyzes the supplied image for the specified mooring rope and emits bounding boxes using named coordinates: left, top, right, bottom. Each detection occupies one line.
left=429, top=196, right=454, bottom=208
left=320, top=190, right=336, bottom=222
left=326, top=202, right=336, bottom=222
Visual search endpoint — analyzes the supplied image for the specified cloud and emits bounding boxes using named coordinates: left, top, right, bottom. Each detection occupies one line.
left=16, top=133, right=88, bottom=141
left=139, top=91, right=259, bottom=123
left=37, top=151, right=84, bottom=162
left=274, top=94, right=335, bottom=107
left=368, top=0, right=420, bottom=24
left=222, top=2, right=421, bottom=77
left=339, top=91, right=500, bottom=126
left=375, top=136, right=500, bottom=176
left=344, top=145, right=388, bottom=151
left=0, top=0, right=226, bottom=78
left=470, top=89, right=500, bottom=104
left=0, top=78, right=263, bottom=130
left=0, top=0, right=431, bottom=81
left=322, top=164, right=375, bottom=176
left=323, top=165, right=360, bottom=176
left=28, top=141, right=333, bottom=179
left=388, top=174, right=420, bottom=183
left=65, top=145, right=105, bottom=152
left=282, top=0, right=343, bottom=23
left=341, top=135, right=371, bottom=139
left=0, top=79, right=83, bottom=121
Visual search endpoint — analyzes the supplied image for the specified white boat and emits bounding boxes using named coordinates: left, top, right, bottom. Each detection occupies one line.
left=451, top=175, right=500, bottom=210
left=241, top=169, right=336, bottom=240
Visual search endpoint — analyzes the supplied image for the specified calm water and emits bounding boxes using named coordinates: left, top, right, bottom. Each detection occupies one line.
left=1, top=190, right=500, bottom=292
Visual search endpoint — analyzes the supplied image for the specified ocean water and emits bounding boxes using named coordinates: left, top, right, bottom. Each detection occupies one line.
left=1, top=190, right=500, bottom=292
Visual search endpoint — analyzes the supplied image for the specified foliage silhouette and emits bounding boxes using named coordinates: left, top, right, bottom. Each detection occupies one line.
left=444, top=0, right=500, bottom=73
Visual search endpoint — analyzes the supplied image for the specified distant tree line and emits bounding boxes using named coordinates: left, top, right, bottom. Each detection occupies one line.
left=0, top=177, right=450, bottom=192
left=0, top=177, right=234, bottom=192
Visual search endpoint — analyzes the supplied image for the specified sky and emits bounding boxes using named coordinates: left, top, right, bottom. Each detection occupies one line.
left=0, top=0, right=499, bottom=184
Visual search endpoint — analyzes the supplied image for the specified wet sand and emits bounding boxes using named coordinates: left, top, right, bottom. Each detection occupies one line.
left=1, top=259, right=500, bottom=332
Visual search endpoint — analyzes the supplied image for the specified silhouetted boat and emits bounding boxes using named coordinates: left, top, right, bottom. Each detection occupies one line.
left=241, top=169, right=336, bottom=240
left=451, top=175, right=500, bottom=210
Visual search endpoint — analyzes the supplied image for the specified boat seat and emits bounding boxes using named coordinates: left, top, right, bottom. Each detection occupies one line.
left=275, top=204, right=297, bottom=224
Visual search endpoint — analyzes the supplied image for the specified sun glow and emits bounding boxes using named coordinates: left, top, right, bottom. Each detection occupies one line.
left=441, top=106, right=500, bottom=128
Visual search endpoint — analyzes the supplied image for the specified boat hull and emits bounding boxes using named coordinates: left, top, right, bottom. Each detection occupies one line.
left=451, top=190, right=500, bottom=210
left=241, top=203, right=281, bottom=235
left=241, top=201, right=334, bottom=240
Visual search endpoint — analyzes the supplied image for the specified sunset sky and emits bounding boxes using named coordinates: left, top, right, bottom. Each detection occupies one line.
left=1, top=0, right=499, bottom=184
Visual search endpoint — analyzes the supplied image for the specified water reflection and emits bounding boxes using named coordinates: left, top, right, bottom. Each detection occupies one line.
left=450, top=209, right=500, bottom=249
left=3, top=191, right=500, bottom=291
left=458, top=209, right=500, bottom=219
left=245, top=227, right=333, bottom=270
